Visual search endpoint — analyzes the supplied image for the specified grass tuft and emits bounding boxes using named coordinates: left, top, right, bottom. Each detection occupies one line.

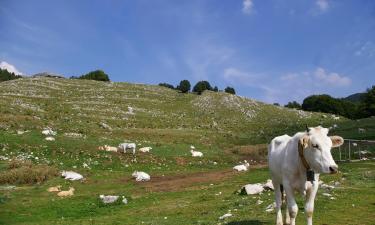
left=0, top=160, right=58, bottom=185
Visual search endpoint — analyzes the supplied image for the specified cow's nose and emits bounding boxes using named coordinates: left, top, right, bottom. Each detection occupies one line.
left=329, top=165, right=338, bottom=174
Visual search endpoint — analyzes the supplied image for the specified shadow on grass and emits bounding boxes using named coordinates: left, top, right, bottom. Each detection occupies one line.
left=227, top=220, right=266, bottom=225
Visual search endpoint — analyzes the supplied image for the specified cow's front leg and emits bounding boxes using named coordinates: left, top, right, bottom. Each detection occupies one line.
left=285, top=185, right=298, bottom=225
left=305, top=182, right=318, bottom=225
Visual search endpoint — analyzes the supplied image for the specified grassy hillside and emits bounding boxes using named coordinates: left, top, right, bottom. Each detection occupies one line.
left=0, top=77, right=373, bottom=225
left=0, top=77, right=338, bottom=144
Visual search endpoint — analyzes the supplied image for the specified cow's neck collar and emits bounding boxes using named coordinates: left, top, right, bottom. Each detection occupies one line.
left=298, top=145, right=310, bottom=170
left=298, top=134, right=315, bottom=183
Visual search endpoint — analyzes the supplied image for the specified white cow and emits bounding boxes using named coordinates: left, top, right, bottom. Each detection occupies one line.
left=139, top=147, right=152, bottom=153
left=118, top=143, right=136, bottom=154
left=233, top=161, right=250, bottom=171
left=268, top=126, right=343, bottom=225
left=132, top=171, right=150, bottom=181
left=190, top=149, right=203, bottom=157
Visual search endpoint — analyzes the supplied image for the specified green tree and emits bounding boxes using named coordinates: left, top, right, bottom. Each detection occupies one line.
left=177, top=80, right=191, bottom=93
left=78, top=70, right=110, bottom=81
left=213, top=86, right=219, bottom=92
left=284, top=101, right=302, bottom=109
left=359, top=86, right=375, bottom=118
left=193, top=81, right=212, bottom=95
left=158, top=83, right=175, bottom=89
left=0, top=68, right=21, bottom=82
left=224, top=86, right=236, bottom=94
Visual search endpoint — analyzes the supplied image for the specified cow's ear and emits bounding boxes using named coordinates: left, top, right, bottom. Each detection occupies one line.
left=330, top=136, right=344, bottom=148
left=298, top=135, right=309, bottom=149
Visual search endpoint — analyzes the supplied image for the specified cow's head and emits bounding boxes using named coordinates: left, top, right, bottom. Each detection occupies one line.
left=299, top=126, right=344, bottom=174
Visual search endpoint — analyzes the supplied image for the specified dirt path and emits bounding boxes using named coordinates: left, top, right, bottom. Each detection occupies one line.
left=127, top=164, right=267, bottom=192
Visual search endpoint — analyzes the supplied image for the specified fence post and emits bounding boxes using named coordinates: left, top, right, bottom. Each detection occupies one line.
left=348, top=140, right=351, bottom=161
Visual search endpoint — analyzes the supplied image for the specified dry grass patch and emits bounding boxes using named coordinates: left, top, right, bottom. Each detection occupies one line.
left=0, top=160, right=59, bottom=185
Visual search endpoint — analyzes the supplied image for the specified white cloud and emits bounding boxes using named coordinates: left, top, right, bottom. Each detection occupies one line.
left=316, top=0, right=329, bottom=12
left=313, top=67, right=351, bottom=86
left=242, top=0, right=254, bottom=15
left=0, top=61, right=23, bottom=75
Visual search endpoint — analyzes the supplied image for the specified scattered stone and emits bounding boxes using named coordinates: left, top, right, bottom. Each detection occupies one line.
left=265, top=203, right=275, bottom=212
left=219, top=213, right=233, bottom=220
left=243, top=183, right=264, bottom=195
left=322, top=193, right=332, bottom=197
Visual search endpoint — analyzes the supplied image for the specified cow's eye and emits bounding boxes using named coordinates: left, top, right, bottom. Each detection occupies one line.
left=312, top=144, right=319, bottom=149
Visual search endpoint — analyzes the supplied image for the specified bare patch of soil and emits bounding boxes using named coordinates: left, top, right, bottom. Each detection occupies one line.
left=128, top=169, right=237, bottom=192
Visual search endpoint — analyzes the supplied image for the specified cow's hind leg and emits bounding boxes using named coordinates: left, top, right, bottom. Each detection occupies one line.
left=274, top=182, right=283, bottom=225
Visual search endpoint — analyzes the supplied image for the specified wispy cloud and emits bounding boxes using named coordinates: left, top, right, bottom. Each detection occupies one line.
left=0, top=61, right=23, bottom=75
left=316, top=0, right=329, bottom=12
left=223, top=67, right=258, bottom=84
left=258, top=67, right=352, bottom=104
left=242, top=0, right=254, bottom=15
left=355, top=41, right=375, bottom=57
left=313, top=67, right=351, bottom=86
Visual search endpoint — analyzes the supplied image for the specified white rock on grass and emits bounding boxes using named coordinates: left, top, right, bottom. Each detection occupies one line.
left=61, top=171, right=83, bottom=181
left=243, top=183, right=264, bottom=195
left=322, top=193, right=332, bottom=197
left=320, top=183, right=335, bottom=190
left=265, top=203, right=275, bottom=212
left=99, top=195, right=128, bottom=204
left=219, top=213, right=233, bottom=220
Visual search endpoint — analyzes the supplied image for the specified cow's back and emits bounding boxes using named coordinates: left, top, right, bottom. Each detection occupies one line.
left=268, top=134, right=291, bottom=183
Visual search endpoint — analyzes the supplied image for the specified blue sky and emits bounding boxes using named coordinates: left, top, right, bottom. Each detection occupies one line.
left=1, top=0, right=375, bottom=104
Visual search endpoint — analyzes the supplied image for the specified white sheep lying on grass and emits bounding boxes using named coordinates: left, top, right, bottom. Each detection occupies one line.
left=57, top=187, right=75, bottom=197
left=139, top=147, right=152, bottom=153
left=47, top=185, right=61, bottom=192
left=190, top=149, right=203, bottom=157
left=233, top=161, right=250, bottom=171
left=98, top=145, right=119, bottom=152
left=132, top=171, right=150, bottom=181
left=42, top=128, right=56, bottom=136
left=61, top=171, right=83, bottom=181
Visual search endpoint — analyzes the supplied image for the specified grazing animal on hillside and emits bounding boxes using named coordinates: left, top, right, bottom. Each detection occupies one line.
left=42, top=128, right=56, bottom=136
left=190, top=149, right=203, bottom=157
left=352, top=142, right=358, bottom=147
left=132, top=171, right=150, bottom=181
left=233, top=161, right=250, bottom=171
left=268, top=126, right=343, bottom=225
left=98, top=145, right=119, bottom=152
left=57, top=187, right=75, bottom=197
left=358, top=128, right=366, bottom=133
left=139, top=147, right=152, bottom=153
left=47, top=185, right=61, bottom=192
left=118, top=143, right=136, bottom=154
left=61, top=171, right=83, bottom=181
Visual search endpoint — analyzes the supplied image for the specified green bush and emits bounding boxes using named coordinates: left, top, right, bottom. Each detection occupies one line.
left=78, top=70, right=110, bottom=82
left=224, top=86, right=236, bottom=95
left=177, top=80, right=191, bottom=93
left=193, top=81, right=212, bottom=95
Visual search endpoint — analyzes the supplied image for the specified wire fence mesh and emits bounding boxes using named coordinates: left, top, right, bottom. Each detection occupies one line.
left=333, top=139, right=375, bottom=161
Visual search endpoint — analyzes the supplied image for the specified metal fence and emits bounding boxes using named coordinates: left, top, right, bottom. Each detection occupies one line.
left=333, top=139, right=375, bottom=161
